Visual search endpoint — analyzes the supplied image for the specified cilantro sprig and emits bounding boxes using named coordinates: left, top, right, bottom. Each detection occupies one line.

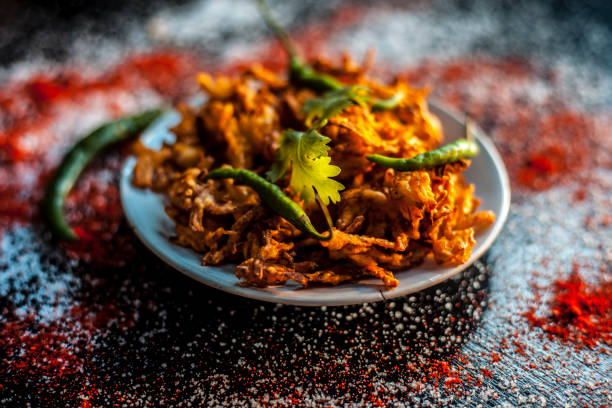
left=267, top=84, right=381, bottom=206
left=265, top=83, right=377, bottom=206
left=267, top=129, right=343, bottom=206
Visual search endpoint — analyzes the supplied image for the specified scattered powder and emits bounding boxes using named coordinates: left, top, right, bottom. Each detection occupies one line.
left=0, top=0, right=610, bottom=406
left=0, top=50, right=201, bottom=229
left=523, top=263, right=611, bottom=349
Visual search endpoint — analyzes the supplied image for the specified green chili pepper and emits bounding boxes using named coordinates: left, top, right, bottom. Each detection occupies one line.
left=44, top=109, right=165, bottom=241
left=255, top=0, right=408, bottom=111
left=366, top=138, right=479, bottom=171
left=371, top=91, right=404, bottom=112
left=288, top=56, right=344, bottom=93
left=204, top=168, right=333, bottom=241
left=256, top=0, right=343, bottom=93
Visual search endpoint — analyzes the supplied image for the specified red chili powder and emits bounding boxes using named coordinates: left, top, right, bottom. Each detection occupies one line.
left=218, top=3, right=370, bottom=74
left=0, top=302, right=126, bottom=401
left=523, top=266, right=612, bottom=348
left=0, top=50, right=201, bottom=230
left=0, top=51, right=198, bottom=162
left=0, top=19, right=608, bottom=402
left=403, top=58, right=610, bottom=191
left=0, top=316, right=86, bottom=379
left=420, top=354, right=482, bottom=392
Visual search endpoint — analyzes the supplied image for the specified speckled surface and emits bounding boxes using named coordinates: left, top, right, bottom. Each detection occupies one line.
left=0, top=1, right=610, bottom=406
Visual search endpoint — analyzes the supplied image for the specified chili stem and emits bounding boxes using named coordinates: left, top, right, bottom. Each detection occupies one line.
left=255, top=0, right=299, bottom=59
left=465, top=118, right=475, bottom=142
left=314, top=191, right=334, bottom=241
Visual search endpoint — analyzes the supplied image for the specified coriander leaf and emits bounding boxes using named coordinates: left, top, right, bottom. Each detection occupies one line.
left=301, top=85, right=370, bottom=129
left=266, top=129, right=344, bottom=205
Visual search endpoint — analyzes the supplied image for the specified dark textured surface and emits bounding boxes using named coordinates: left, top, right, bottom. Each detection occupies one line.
left=0, top=1, right=610, bottom=406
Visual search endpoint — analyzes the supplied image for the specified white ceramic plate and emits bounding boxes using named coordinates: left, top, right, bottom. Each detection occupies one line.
left=120, top=102, right=510, bottom=306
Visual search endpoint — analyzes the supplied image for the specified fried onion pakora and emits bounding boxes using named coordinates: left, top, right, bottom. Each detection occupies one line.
left=132, top=56, right=495, bottom=289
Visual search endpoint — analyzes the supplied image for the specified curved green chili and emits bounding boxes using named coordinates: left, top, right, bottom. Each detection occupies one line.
left=288, top=56, right=344, bottom=93
left=371, top=91, right=404, bottom=112
left=256, top=0, right=408, bottom=111
left=44, top=109, right=165, bottom=241
left=204, top=168, right=332, bottom=241
left=366, top=138, right=479, bottom=171
left=256, top=0, right=344, bottom=93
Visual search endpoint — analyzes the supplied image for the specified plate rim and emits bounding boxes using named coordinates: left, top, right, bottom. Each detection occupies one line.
left=120, top=101, right=511, bottom=306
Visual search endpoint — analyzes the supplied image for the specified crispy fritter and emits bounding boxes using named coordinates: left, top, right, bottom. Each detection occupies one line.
left=132, top=56, right=495, bottom=289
